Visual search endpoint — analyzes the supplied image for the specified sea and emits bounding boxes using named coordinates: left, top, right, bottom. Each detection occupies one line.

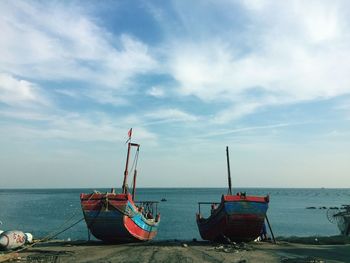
left=0, top=188, right=349, bottom=241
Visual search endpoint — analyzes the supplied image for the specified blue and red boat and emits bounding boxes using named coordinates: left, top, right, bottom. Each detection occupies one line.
left=80, top=129, right=160, bottom=242
left=196, top=146, right=269, bottom=242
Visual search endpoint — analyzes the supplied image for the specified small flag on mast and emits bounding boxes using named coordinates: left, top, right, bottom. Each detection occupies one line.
left=125, top=128, right=132, bottom=144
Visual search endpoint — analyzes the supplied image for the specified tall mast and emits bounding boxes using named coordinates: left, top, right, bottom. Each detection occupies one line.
left=226, top=146, right=232, bottom=195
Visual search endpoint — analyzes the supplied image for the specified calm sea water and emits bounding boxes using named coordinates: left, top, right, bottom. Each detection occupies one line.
left=0, top=188, right=349, bottom=241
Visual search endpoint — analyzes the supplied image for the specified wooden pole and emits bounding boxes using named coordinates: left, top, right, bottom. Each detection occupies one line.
left=226, top=146, right=232, bottom=195
left=122, top=142, right=131, bottom=194
left=265, top=214, right=276, bottom=244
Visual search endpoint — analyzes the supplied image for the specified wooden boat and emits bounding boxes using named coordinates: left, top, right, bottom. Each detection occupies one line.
left=196, top=146, right=269, bottom=242
left=80, top=129, right=160, bottom=242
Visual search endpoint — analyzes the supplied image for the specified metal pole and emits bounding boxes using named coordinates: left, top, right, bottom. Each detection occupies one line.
left=265, top=215, right=276, bottom=244
left=226, top=146, right=232, bottom=195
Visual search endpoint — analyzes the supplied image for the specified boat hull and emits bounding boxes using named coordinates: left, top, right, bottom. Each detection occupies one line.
left=80, top=193, right=159, bottom=242
left=197, top=195, right=269, bottom=242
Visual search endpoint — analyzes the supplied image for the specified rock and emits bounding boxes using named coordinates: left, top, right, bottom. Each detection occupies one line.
left=239, top=242, right=247, bottom=248
left=182, top=243, right=188, bottom=248
left=215, top=245, right=224, bottom=250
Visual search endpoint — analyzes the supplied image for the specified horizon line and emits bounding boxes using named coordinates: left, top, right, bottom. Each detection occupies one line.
left=0, top=186, right=349, bottom=190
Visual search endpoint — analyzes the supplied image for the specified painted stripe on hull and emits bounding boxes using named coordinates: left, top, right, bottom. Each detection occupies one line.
left=124, top=216, right=157, bottom=241
left=225, top=201, right=268, bottom=215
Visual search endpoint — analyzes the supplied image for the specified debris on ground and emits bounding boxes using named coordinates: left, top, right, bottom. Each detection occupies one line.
left=213, top=241, right=254, bottom=253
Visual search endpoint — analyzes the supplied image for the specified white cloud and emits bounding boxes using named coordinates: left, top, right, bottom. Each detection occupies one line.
left=85, top=89, right=129, bottom=106
left=0, top=73, right=49, bottom=106
left=145, top=108, right=198, bottom=122
left=198, top=122, right=294, bottom=138
left=0, top=109, right=51, bottom=121
left=212, top=101, right=262, bottom=124
left=164, top=0, right=350, bottom=119
left=0, top=110, right=157, bottom=143
left=54, top=89, right=80, bottom=98
left=0, top=1, right=157, bottom=93
left=147, top=86, right=166, bottom=98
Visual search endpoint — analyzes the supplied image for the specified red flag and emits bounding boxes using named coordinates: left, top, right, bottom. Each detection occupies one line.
left=128, top=128, right=132, bottom=138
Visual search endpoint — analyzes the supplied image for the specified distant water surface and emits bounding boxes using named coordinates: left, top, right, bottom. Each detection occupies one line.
left=0, top=188, right=349, bottom=241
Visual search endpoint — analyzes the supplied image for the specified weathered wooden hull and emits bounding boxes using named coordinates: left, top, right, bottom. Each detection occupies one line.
left=80, top=193, right=159, bottom=242
left=197, top=195, right=269, bottom=242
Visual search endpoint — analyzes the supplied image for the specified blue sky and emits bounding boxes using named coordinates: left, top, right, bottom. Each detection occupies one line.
left=1, top=0, right=350, bottom=188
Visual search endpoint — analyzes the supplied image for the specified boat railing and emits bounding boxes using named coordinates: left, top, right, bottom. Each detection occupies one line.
left=135, top=201, right=160, bottom=219
left=197, top=202, right=221, bottom=214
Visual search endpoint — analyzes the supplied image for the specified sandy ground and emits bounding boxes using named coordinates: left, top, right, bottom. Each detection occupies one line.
left=1, top=238, right=350, bottom=263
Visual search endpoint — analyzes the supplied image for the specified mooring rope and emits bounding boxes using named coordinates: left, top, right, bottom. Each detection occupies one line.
left=0, top=193, right=99, bottom=259
left=41, top=217, right=85, bottom=242
left=0, top=215, right=85, bottom=261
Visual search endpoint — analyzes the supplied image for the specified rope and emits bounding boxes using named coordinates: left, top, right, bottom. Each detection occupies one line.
left=41, top=218, right=85, bottom=242
left=0, top=216, right=85, bottom=259
left=129, top=147, right=139, bottom=190
left=39, top=209, right=82, bottom=242
left=0, top=192, right=98, bottom=259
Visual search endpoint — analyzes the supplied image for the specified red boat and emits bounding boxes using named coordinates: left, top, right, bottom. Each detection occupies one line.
left=80, top=129, right=160, bottom=242
left=196, top=147, right=269, bottom=242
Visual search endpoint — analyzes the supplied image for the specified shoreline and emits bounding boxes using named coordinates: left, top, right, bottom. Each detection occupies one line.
left=1, top=236, right=350, bottom=263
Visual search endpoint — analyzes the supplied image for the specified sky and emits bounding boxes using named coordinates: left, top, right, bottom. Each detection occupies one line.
left=1, top=0, right=350, bottom=188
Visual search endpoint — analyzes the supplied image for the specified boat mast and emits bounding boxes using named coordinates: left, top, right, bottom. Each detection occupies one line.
left=226, top=146, right=232, bottom=195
